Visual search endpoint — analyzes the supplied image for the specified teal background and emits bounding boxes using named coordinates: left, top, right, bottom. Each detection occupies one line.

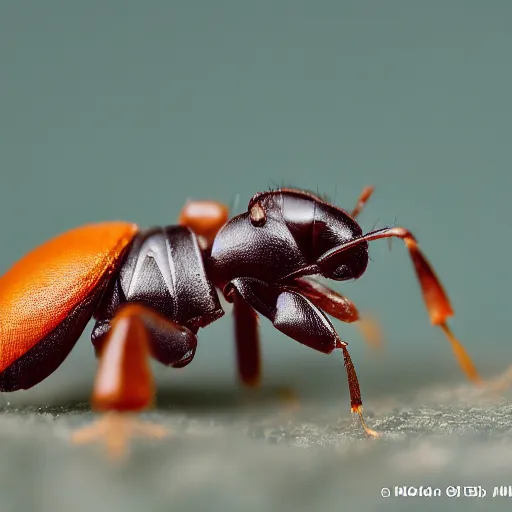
left=0, top=0, right=510, bottom=405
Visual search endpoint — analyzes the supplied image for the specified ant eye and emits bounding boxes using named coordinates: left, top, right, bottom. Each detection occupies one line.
left=249, top=202, right=266, bottom=227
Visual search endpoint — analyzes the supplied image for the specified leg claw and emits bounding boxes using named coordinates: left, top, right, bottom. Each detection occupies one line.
left=485, top=364, right=512, bottom=394
left=71, top=412, right=168, bottom=460
left=277, top=387, right=301, bottom=412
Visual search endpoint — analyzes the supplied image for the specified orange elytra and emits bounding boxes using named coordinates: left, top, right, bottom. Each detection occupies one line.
left=0, top=222, right=138, bottom=373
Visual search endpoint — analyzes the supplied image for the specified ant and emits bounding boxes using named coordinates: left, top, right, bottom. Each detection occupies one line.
left=0, top=186, right=479, bottom=455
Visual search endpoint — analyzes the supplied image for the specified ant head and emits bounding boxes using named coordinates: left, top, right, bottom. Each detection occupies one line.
left=247, top=189, right=369, bottom=281
left=209, top=189, right=368, bottom=287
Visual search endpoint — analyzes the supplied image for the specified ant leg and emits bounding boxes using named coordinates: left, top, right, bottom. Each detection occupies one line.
left=317, top=227, right=482, bottom=383
left=225, top=278, right=379, bottom=437
left=351, top=185, right=374, bottom=218
left=230, top=288, right=261, bottom=387
left=350, top=184, right=385, bottom=338
left=72, top=303, right=198, bottom=459
left=288, top=277, right=383, bottom=350
left=178, top=200, right=229, bottom=250
left=228, top=286, right=301, bottom=409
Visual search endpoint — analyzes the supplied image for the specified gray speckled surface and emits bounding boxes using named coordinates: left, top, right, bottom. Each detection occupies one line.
left=2, top=368, right=512, bottom=512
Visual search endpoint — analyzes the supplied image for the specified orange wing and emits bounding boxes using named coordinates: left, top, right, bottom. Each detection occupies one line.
left=0, top=222, right=138, bottom=372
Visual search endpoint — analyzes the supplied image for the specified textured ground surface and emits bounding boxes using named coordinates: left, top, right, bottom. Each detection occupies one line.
left=1, top=370, right=512, bottom=512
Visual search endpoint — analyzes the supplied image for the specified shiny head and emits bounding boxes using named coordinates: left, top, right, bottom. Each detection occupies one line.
left=209, top=189, right=369, bottom=288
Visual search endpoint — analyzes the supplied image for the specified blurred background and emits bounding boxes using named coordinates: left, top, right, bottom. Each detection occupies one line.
left=1, top=1, right=511, bottom=511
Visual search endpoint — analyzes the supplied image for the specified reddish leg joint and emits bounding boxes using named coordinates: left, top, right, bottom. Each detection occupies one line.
left=178, top=200, right=229, bottom=250
left=92, top=304, right=155, bottom=412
